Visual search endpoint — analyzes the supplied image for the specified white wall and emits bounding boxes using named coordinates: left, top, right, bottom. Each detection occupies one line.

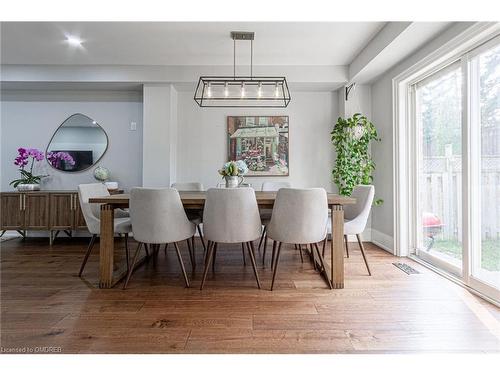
left=176, top=91, right=338, bottom=191
left=369, top=22, right=475, bottom=248
left=0, top=91, right=143, bottom=190
left=142, top=84, right=177, bottom=187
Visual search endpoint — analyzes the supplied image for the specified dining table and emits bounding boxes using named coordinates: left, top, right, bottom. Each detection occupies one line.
left=89, top=191, right=355, bottom=289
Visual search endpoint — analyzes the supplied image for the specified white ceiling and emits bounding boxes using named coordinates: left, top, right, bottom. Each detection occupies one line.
left=0, top=22, right=385, bottom=66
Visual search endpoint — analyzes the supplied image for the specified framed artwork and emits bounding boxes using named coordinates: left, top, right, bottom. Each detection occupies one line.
left=227, top=116, right=289, bottom=176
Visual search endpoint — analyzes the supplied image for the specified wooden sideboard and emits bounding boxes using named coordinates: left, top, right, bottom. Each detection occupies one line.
left=1, top=190, right=88, bottom=244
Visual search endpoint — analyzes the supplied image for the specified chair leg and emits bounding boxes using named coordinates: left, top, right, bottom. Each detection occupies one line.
left=257, top=226, right=266, bottom=252
left=270, top=242, right=283, bottom=291
left=212, top=243, right=218, bottom=272
left=192, top=235, right=196, bottom=265
left=263, top=234, right=268, bottom=258
left=78, top=234, right=97, bottom=277
left=123, top=242, right=143, bottom=289
left=322, top=237, right=327, bottom=257
left=197, top=224, right=206, bottom=253
left=344, top=235, right=350, bottom=258
left=246, top=242, right=261, bottom=289
left=200, top=241, right=215, bottom=290
left=356, top=234, right=371, bottom=276
left=271, top=240, right=277, bottom=269
left=173, top=242, right=190, bottom=287
left=186, top=238, right=195, bottom=272
left=309, top=244, right=316, bottom=270
left=298, top=244, right=304, bottom=263
left=241, top=243, right=246, bottom=265
left=164, top=243, right=168, bottom=255
left=124, top=233, right=130, bottom=272
left=144, top=244, right=150, bottom=257
left=313, top=242, right=333, bottom=289
left=204, top=241, right=212, bottom=265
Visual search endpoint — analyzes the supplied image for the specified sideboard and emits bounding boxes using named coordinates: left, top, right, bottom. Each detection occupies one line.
left=0, top=190, right=121, bottom=245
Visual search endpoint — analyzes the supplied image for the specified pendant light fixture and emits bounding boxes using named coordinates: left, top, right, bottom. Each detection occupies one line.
left=194, top=31, right=291, bottom=107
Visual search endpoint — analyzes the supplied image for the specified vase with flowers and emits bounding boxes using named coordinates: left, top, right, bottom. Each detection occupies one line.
left=10, top=148, right=75, bottom=191
left=218, top=160, right=249, bottom=188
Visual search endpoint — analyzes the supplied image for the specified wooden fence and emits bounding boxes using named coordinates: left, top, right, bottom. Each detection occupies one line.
left=422, top=156, right=500, bottom=240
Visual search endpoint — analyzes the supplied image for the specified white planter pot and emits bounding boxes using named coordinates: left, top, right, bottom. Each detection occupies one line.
left=17, top=183, right=40, bottom=191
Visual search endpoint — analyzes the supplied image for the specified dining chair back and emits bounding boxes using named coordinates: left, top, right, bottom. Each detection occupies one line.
left=124, top=188, right=195, bottom=289
left=130, top=188, right=195, bottom=244
left=171, top=182, right=204, bottom=191
left=203, top=188, right=261, bottom=244
left=78, top=183, right=110, bottom=234
left=200, top=188, right=262, bottom=290
left=266, top=188, right=330, bottom=290
left=344, top=185, right=375, bottom=234
left=267, top=188, right=328, bottom=245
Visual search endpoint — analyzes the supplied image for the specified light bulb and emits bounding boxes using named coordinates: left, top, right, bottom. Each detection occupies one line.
left=224, top=83, right=229, bottom=97
left=257, top=82, right=263, bottom=98
left=207, top=83, right=212, bottom=98
left=66, top=35, right=83, bottom=47
left=275, top=83, right=280, bottom=97
left=241, top=83, right=245, bottom=98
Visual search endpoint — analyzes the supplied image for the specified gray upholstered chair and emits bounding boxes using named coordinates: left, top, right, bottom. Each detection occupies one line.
left=77, top=183, right=131, bottom=277
left=123, top=188, right=195, bottom=289
left=200, top=188, right=262, bottom=290
left=258, top=181, right=292, bottom=255
left=171, top=182, right=206, bottom=254
left=325, top=184, right=374, bottom=275
left=266, top=188, right=332, bottom=290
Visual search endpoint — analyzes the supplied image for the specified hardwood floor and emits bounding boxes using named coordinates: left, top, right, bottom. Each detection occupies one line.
left=1, top=236, right=499, bottom=353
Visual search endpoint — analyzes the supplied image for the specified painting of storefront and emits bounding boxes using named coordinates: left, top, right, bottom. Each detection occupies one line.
left=227, top=116, right=289, bottom=176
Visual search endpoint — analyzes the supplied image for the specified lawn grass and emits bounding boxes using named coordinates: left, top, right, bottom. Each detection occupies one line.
left=432, top=238, right=500, bottom=271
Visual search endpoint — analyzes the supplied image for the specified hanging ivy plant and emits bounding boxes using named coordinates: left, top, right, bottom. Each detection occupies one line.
left=331, top=113, right=383, bottom=205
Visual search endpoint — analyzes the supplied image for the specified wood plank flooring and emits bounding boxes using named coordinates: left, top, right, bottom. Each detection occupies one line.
left=1, top=236, right=499, bottom=353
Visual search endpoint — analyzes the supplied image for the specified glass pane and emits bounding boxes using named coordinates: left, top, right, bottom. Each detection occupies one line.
left=416, top=63, right=463, bottom=272
left=474, top=43, right=500, bottom=288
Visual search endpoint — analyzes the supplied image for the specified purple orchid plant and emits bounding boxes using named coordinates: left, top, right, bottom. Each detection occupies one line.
left=10, top=148, right=75, bottom=188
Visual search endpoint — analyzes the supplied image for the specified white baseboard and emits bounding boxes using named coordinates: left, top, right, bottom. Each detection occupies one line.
left=370, top=229, right=395, bottom=254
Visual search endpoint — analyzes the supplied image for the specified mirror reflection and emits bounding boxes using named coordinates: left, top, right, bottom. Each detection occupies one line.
left=46, top=113, right=109, bottom=172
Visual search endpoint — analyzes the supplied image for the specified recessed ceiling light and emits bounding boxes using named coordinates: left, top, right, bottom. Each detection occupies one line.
left=66, top=35, right=83, bottom=47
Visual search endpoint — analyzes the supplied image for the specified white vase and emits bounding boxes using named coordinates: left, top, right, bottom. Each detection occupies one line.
left=225, top=176, right=243, bottom=188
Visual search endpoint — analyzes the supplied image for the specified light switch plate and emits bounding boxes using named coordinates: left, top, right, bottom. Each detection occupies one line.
left=130, top=122, right=137, bottom=131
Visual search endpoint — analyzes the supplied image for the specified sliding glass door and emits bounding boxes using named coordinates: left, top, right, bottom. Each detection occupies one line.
left=414, top=62, right=463, bottom=276
left=412, top=36, right=500, bottom=301
left=470, top=41, right=500, bottom=296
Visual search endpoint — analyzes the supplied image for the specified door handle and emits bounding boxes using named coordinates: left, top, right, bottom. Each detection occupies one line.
left=70, top=195, right=73, bottom=211
left=19, top=195, right=23, bottom=211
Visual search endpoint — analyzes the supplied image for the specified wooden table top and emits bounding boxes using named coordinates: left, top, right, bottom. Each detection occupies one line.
left=89, top=191, right=355, bottom=206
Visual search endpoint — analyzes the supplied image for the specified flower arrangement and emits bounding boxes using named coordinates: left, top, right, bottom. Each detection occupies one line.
left=10, top=148, right=75, bottom=189
left=10, top=148, right=48, bottom=188
left=218, top=160, right=249, bottom=177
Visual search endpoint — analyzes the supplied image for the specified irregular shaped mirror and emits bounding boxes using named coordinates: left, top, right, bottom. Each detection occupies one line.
left=46, top=113, right=109, bottom=172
